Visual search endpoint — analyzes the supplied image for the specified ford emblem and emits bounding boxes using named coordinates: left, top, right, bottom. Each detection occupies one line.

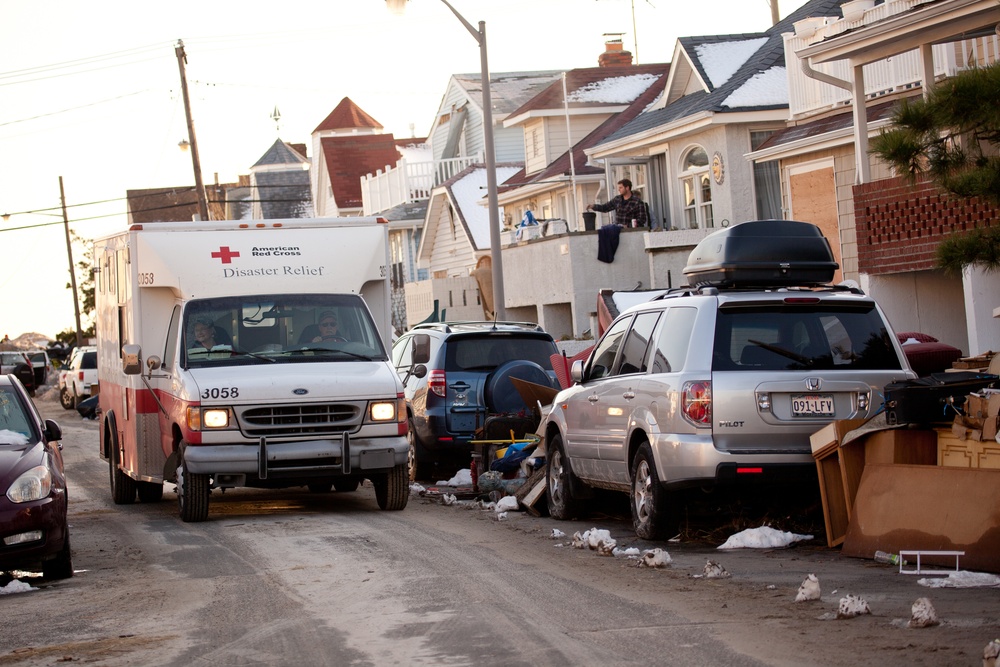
left=293, top=388, right=309, bottom=395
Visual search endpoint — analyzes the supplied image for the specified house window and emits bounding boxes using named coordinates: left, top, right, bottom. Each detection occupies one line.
left=679, top=147, right=713, bottom=229
left=750, top=131, right=781, bottom=220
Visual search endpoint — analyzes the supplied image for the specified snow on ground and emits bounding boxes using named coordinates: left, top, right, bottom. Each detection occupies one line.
left=716, top=525, right=813, bottom=550
left=0, top=580, right=35, bottom=595
left=918, top=571, right=1000, bottom=588
left=436, top=469, right=473, bottom=487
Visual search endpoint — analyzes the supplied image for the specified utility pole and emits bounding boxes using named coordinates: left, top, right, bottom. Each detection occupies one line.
left=770, top=0, right=780, bottom=26
left=175, top=40, right=209, bottom=222
left=59, top=176, right=83, bottom=347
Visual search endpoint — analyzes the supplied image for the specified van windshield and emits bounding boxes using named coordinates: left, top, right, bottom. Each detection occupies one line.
left=182, top=294, right=388, bottom=369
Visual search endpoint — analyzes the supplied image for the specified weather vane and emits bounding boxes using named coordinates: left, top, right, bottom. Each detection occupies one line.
left=270, top=106, right=281, bottom=135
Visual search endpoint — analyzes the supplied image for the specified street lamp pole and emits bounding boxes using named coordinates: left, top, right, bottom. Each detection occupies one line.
left=389, top=0, right=505, bottom=319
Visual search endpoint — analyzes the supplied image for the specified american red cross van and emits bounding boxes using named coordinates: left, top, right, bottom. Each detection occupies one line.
left=94, top=218, right=409, bottom=521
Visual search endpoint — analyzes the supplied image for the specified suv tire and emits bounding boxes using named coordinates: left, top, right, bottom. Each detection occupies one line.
left=630, top=441, right=678, bottom=540
left=60, top=387, right=74, bottom=410
left=407, top=419, right=433, bottom=482
left=546, top=432, right=582, bottom=520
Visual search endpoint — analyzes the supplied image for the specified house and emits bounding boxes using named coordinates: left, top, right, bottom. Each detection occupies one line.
left=248, top=139, right=312, bottom=220
left=311, top=97, right=403, bottom=217
left=748, top=0, right=1000, bottom=355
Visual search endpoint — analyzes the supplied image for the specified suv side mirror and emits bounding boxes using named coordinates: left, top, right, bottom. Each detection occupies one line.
left=411, top=334, right=431, bottom=365
left=571, top=359, right=585, bottom=384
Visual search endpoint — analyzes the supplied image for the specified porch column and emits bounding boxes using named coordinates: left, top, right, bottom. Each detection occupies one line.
left=851, top=62, right=870, bottom=184
left=919, top=43, right=935, bottom=100
left=962, top=266, right=1000, bottom=356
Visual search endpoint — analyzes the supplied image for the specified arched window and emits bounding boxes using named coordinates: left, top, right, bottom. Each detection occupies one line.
left=679, top=146, right=713, bottom=229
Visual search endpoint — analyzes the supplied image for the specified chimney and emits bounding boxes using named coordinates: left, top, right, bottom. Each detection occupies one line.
left=598, top=33, right=633, bottom=67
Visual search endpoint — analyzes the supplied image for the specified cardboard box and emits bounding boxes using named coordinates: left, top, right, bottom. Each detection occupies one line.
left=964, top=392, right=1000, bottom=419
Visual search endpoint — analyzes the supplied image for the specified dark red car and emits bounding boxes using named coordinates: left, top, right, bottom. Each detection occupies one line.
left=0, top=374, right=71, bottom=579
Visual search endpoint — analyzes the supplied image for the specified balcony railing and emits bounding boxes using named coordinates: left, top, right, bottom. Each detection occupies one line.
left=785, top=2, right=1000, bottom=119
left=361, top=154, right=482, bottom=215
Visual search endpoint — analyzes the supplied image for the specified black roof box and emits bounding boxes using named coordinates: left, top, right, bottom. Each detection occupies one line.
left=683, top=220, right=838, bottom=288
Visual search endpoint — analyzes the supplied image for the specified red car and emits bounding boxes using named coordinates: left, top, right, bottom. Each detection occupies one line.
left=0, top=374, right=71, bottom=579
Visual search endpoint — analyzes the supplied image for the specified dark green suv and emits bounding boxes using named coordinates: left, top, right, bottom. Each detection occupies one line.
left=392, top=322, right=559, bottom=481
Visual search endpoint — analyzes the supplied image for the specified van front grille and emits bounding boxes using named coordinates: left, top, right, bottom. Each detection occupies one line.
left=238, top=403, right=360, bottom=437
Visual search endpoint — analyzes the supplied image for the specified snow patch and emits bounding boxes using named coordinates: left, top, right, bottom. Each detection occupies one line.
left=694, top=38, right=768, bottom=89
left=722, top=66, right=788, bottom=108
left=566, top=74, right=661, bottom=104
left=716, top=525, right=813, bottom=550
left=0, top=580, right=35, bottom=595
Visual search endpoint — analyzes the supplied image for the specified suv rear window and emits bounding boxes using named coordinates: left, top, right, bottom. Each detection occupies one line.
left=713, top=304, right=901, bottom=372
left=445, top=336, right=555, bottom=372
left=80, top=351, right=97, bottom=369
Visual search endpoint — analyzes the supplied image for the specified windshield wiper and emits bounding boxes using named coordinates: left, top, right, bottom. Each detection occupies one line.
left=747, top=339, right=812, bottom=366
left=229, top=348, right=276, bottom=363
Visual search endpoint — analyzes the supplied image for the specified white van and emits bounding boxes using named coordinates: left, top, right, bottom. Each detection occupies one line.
left=95, top=218, right=409, bottom=521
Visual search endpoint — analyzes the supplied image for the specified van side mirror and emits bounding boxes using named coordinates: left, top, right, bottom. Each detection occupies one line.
left=122, top=344, right=142, bottom=375
left=411, top=334, right=431, bottom=365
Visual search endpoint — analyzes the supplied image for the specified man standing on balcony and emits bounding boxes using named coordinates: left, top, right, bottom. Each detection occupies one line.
left=587, top=179, right=649, bottom=228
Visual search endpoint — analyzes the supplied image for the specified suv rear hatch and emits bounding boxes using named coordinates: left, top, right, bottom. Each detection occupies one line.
left=441, top=333, right=558, bottom=435
left=709, top=295, right=910, bottom=454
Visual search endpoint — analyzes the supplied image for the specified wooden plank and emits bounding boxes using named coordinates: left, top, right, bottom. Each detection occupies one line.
left=514, top=465, right=547, bottom=516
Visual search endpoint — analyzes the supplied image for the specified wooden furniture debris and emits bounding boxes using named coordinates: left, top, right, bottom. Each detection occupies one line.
left=513, top=465, right=547, bottom=516
left=843, top=464, right=1000, bottom=573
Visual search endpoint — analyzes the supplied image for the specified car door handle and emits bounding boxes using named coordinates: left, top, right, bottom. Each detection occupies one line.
left=622, top=390, right=635, bottom=400
left=588, top=394, right=599, bottom=403
left=450, top=381, right=471, bottom=390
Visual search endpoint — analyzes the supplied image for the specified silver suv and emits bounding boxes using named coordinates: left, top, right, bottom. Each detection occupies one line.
left=543, top=220, right=916, bottom=539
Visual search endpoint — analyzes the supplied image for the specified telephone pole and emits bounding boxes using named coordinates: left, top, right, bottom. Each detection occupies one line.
left=59, top=176, right=83, bottom=347
left=175, top=40, right=209, bottom=222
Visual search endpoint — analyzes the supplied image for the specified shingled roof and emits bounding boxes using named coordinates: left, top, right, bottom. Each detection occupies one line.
left=313, top=97, right=383, bottom=134
left=599, top=0, right=848, bottom=145
left=451, top=71, right=563, bottom=116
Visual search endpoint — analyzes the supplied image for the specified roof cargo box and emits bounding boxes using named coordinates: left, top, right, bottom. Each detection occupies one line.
left=683, top=220, right=838, bottom=288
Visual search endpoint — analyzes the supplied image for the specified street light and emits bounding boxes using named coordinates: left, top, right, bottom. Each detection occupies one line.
left=387, top=0, right=506, bottom=319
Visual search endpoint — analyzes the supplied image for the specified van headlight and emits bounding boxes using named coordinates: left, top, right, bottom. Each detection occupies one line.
left=367, top=400, right=397, bottom=422
left=187, top=407, right=233, bottom=431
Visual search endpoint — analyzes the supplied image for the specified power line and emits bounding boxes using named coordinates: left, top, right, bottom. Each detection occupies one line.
left=0, top=90, right=155, bottom=127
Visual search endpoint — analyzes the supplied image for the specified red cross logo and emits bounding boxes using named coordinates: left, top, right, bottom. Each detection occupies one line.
left=211, top=246, right=240, bottom=264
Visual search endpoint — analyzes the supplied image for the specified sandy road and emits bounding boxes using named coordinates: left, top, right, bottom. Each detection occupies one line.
left=1, top=391, right=997, bottom=666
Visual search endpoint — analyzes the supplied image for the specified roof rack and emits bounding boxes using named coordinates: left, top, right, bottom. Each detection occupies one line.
left=410, top=321, right=546, bottom=334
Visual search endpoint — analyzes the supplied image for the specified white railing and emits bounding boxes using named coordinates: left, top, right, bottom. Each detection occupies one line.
left=785, top=6, right=1000, bottom=118
left=361, top=154, right=482, bottom=215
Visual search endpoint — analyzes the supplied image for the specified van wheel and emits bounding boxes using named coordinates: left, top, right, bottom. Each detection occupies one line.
left=137, top=481, right=164, bottom=503
left=307, top=483, right=333, bottom=493
left=108, top=427, right=136, bottom=505
left=42, top=531, right=73, bottom=580
left=59, top=388, right=74, bottom=410
left=374, top=464, right=408, bottom=511
left=177, top=450, right=209, bottom=522
left=630, top=441, right=678, bottom=540
left=546, top=433, right=582, bottom=520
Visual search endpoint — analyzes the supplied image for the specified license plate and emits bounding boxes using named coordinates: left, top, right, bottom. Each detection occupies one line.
left=791, top=394, right=834, bottom=417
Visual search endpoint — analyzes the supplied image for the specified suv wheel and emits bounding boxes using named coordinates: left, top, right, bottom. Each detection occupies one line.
left=630, top=441, right=678, bottom=540
left=407, top=420, right=433, bottom=482
left=546, top=432, right=582, bottom=520
left=60, top=387, right=74, bottom=410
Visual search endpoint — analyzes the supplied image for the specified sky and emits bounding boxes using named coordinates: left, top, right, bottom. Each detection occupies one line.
left=0, top=0, right=810, bottom=341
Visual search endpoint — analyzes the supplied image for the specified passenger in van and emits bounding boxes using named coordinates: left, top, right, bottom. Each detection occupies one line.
left=192, top=317, right=231, bottom=350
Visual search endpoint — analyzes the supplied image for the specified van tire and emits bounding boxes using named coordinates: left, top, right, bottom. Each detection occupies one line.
left=177, top=450, right=209, bottom=522
left=108, top=425, right=136, bottom=505
left=333, top=479, right=360, bottom=493
left=630, top=441, right=678, bottom=540
left=374, top=464, right=408, bottom=511
left=137, top=481, right=164, bottom=503
left=546, top=433, right=582, bottom=520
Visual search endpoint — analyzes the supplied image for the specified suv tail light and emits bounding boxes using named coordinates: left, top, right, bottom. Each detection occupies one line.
left=428, top=369, right=446, bottom=397
left=682, top=381, right=712, bottom=427
left=78, top=371, right=85, bottom=381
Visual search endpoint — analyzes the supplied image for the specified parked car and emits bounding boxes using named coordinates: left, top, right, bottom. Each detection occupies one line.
left=59, top=345, right=97, bottom=410
left=26, top=350, right=51, bottom=388
left=542, top=220, right=917, bottom=539
left=392, top=321, right=560, bottom=480
left=0, top=351, right=36, bottom=397
left=0, top=374, right=71, bottom=579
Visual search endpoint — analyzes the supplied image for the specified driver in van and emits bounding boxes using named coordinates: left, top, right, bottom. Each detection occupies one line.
left=311, top=311, right=346, bottom=343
